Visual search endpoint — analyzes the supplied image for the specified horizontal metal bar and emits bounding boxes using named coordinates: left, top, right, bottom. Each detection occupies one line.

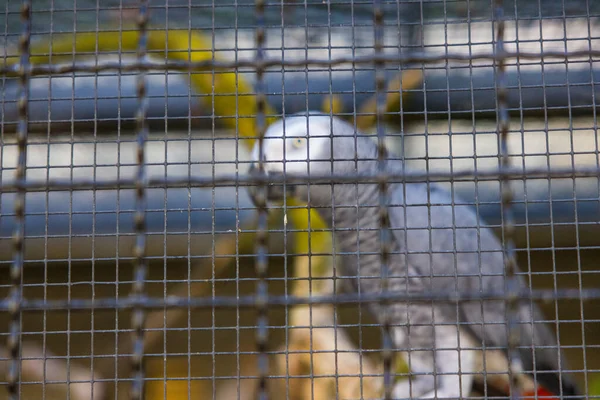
left=0, top=288, right=598, bottom=312
left=2, top=49, right=600, bottom=76
left=1, top=66, right=597, bottom=133
left=0, top=165, right=598, bottom=193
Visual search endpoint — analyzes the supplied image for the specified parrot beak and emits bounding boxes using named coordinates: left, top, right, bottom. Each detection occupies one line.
left=247, top=162, right=297, bottom=207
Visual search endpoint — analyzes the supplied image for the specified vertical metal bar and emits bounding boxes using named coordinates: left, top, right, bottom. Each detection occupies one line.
left=581, top=0, right=595, bottom=395
left=493, top=2, right=522, bottom=399
left=90, top=1, right=100, bottom=398
left=114, top=5, right=124, bottom=398
left=254, top=0, right=270, bottom=399
left=373, top=1, right=393, bottom=399
left=324, top=2, right=341, bottom=398
left=185, top=3, right=193, bottom=400
left=233, top=1, right=243, bottom=399
left=67, top=1, right=77, bottom=393
left=533, top=2, right=558, bottom=397
left=130, top=1, right=149, bottom=399
left=211, top=3, right=218, bottom=399
left=277, top=4, right=291, bottom=400
left=300, top=2, right=316, bottom=399
left=466, top=1, right=491, bottom=396
left=42, top=3, right=54, bottom=398
left=442, top=2, right=465, bottom=398
left=7, top=1, right=31, bottom=399
left=558, top=1, right=574, bottom=395
left=349, top=2, right=367, bottom=399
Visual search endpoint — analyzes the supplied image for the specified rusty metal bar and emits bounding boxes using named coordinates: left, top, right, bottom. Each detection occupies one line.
left=493, top=1, right=523, bottom=399
left=253, top=0, right=270, bottom=398
left=6, top=1, right=31, bottom=399
left=0, top=287, right=595, bottom=312
left=372, top=0, right=394, bottom=398
left=1, top=49, right=600, bottom=76
left=0, top=165, right=598, bottom=193
left=129, top=1, right=150, bottom=399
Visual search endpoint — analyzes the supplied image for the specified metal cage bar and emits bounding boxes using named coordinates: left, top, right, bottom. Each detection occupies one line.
left=372, top=0, right=394, bottom=398
left=253, top=0, right=270, bottom=399
left=493, top=0, right=522, bottom=398
left=6, top=1, right=31, bottom=399
left=129, top=1, right=150, bottom=399
left=2, top=48, right=600, bottom=76
left=0, top=165, right=599, bottom=192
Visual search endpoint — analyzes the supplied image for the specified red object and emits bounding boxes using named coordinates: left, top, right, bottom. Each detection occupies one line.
left=521, top=386, right=559, bottom=400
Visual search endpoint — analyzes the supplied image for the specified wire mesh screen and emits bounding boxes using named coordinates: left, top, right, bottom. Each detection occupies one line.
left=0, top=0, right=598, bottom=399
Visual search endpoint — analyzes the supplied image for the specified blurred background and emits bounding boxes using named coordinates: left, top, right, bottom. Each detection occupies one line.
left=0, top=0, right=598, bottom=399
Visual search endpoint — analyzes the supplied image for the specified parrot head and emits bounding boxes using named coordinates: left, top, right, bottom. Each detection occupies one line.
left=247, top=113, right=378, bottom=208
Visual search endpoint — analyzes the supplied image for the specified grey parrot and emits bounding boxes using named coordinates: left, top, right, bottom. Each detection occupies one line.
left=247, top=113, right=581, bottom=399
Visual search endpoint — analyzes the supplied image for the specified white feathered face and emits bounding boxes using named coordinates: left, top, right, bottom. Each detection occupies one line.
left=249, top=114, right=365, bottom=205
left=251, top=114, right=334, bottom=176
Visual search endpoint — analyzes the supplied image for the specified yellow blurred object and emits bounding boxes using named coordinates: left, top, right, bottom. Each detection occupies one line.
left=271, top=207, right=384, bottom=399
left=354, top=69, right=423, bottom=130
left=320, top=94, right=345, bottom=114
left=4, top=30, right=277, bottom=147
left=146, top=357, right=204, bottom=400
left=285, top=198, right=332, bottom=287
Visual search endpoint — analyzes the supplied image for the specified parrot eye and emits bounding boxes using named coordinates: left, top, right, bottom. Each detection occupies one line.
left=290, top=137, right=306, bottom=149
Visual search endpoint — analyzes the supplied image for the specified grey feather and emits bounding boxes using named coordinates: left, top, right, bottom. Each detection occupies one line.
left=251, top=113, right=580, bottom=398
